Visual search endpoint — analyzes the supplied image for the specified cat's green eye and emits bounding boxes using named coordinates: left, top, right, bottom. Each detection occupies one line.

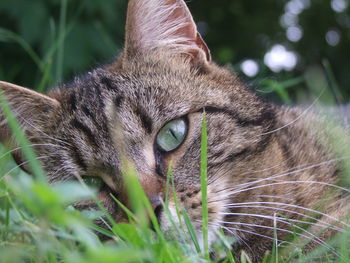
left=83, top=176, right=104, bottom=190
left=156, top=118, right=187, bottom=152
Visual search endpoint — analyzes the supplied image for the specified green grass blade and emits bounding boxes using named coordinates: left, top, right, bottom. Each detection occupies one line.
left=322, top=59, right=344, bottom=103
left=121, top=160, right=165, bottom=242
left=0, top=27, right=43, bottom=71
left=182, top=208, right=201, bottom=253
left=55, top=0, right=67, bottom=83
left=110, top=193, right=137, bottom=223
left=37, top=59, right=53, bottom=93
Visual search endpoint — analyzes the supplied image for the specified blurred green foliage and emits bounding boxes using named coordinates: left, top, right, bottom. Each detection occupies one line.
left=0, top=0, right=349, bottom=103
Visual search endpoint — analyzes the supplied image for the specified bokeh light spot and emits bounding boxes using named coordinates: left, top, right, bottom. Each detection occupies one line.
left=287, top=26, right=303, bottom=42
left=264, top=45, right=298, bottom=72
left=241, top=59, right=259, bottom=77
left=326, top=30, right=341, bottom=46
left=331, top=0, right=348, bottom=13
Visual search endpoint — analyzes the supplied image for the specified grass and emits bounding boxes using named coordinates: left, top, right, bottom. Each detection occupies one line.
left=1, top=4, right=350, bottom=263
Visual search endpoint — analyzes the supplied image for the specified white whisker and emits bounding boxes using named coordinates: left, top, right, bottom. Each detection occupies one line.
left=18, top=117, right=72, bottom=147
left=1, top=156, right=48, bottom=177
left=219, top=210, right=344, bottom=233
left=231, top=157, right=349, bottom=191
left=0, top=143, right=68, bottom=161
left=223, top=201, right=350, bottom=228
left=217, top=219, right=337, bottom=254
left=257, top=194, right=295, bottom=202
left=221, top=204, right=344, bottom=232
left=228, top=181, right=350, bottom=199
left=258, top=91, right=324, bottom=136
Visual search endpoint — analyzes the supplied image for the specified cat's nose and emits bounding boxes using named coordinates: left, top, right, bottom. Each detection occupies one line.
left=137, top=173, right=164, bottom=217
left=149, top=194, right=163, bottom=221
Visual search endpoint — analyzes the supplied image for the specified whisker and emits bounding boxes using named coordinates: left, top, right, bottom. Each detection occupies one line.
left=217, top=219, right=337, bottom=255
left=97, top=215, right=113, bottom=232
left=0, top=143, right=68, bottom=161
left=220, top=225, right=279, bottom=243
left=208, top=152, right=297, bottom=186
left=228, top=180, right=350, bottom=199
left=223, top=201, right=350, bottom=228
left=1, top=155, right=48, bottom=177
left=219, top=226, right=254, bottom=253
left=231, top=157, right=349, bottom=191
left=19, top=117, right=72, bottom=147
left=219, top=210, right=344, bottom=232
left=257, top=194, right=295, bottom=202
left=208, top=196, right=235, bottom=205
left=258, top=92, right=324, bottom=136
left=203, top=221, right=254, bottom=253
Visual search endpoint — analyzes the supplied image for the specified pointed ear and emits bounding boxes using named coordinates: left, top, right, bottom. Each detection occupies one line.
left=124, top=0, right=211, bottom=64
left=0, top=81, right=60, bottom=142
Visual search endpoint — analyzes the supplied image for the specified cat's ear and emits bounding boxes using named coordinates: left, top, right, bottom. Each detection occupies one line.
left=0, top=81, right=60, bottom=142
left=124, top=0, right=211, bottom=64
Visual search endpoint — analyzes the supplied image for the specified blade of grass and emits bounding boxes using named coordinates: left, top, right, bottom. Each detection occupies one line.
left=216, top=229, right=236, bottom=263
left=322, top=59, right=343, bottom=103
left=164, top=165, right=195, bottom=255
left=37, top=59, right=53, bottom=93
left=76, top=177, right=117, bottom=231
left=55, top=0, right=67, bottom=83
left=110, top=193, right=137, bottom=223
left=272, top=213, right=278, bottom=263
left=170, top=170, right=184, bottom=230
left=121, top=162, right=148, bottom=229
left=182, top=208, right=201, bottom=253
left=0, top=28, right=43, bottom=71
left=121, top=160, right=165, bottom=242
left=89, top=224, right=115, bottom=239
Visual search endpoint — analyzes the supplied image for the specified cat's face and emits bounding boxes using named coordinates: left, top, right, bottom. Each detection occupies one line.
left=41, top=50, right=275, bottom=242
left=0, top=0, right=276, bottom=251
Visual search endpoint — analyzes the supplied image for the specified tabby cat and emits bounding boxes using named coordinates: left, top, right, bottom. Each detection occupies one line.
left=1, top=0, right=350, bottom=262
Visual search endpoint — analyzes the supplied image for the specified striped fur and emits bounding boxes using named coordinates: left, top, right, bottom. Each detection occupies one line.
left=1, top=0, right=350, bottom=262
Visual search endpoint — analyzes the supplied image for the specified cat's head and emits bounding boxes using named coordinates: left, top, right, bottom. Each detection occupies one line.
left=0, top=0, right=276, bottom=246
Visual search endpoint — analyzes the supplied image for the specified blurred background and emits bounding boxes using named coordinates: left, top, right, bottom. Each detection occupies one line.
left=0, top=0, right=349, bottom=104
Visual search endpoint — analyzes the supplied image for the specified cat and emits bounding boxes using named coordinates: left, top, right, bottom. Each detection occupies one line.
left=1, top=0, right=350, bottom=262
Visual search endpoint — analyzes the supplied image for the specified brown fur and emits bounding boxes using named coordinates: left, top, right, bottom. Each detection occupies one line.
left=1, top=0, right=350, bottom=262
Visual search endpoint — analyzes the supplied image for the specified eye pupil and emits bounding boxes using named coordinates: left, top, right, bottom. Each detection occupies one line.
left=156, top=118, right=187, bottom=152
left=83, top=176, right=103, bottom=190
left=169, top=128, right=178, bottom=140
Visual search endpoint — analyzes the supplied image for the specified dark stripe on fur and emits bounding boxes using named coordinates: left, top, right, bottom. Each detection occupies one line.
left=276, top=129, right=296, bottom=170
left=210, top=135, right=273, bottom=169
left=100, top=76, right=117, bottom=91
left=71, top=119, right=99, bottom=147
left=203, top=106, right=275, bottom=127
left=69, top=142, right=88, bottom=170
left=154, top=149, right=166, bottom=178
left=208, top=108, right=276, bottom=169
left=135, top=106, right=153, bottom=134
left=69, top=93, right=77, bottom=111
left=114, top=95, right=124, bottom=108
left=81, top=105, right=101, bottom=128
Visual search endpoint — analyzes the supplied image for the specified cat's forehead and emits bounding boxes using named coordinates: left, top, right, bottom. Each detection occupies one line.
left=96, top=63, right=232, bottom=121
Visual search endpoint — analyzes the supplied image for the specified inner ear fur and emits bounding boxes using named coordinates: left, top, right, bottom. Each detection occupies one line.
left=123, top=0, right=211, bottom=64
left=0, top=81, right=60, bottom=142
